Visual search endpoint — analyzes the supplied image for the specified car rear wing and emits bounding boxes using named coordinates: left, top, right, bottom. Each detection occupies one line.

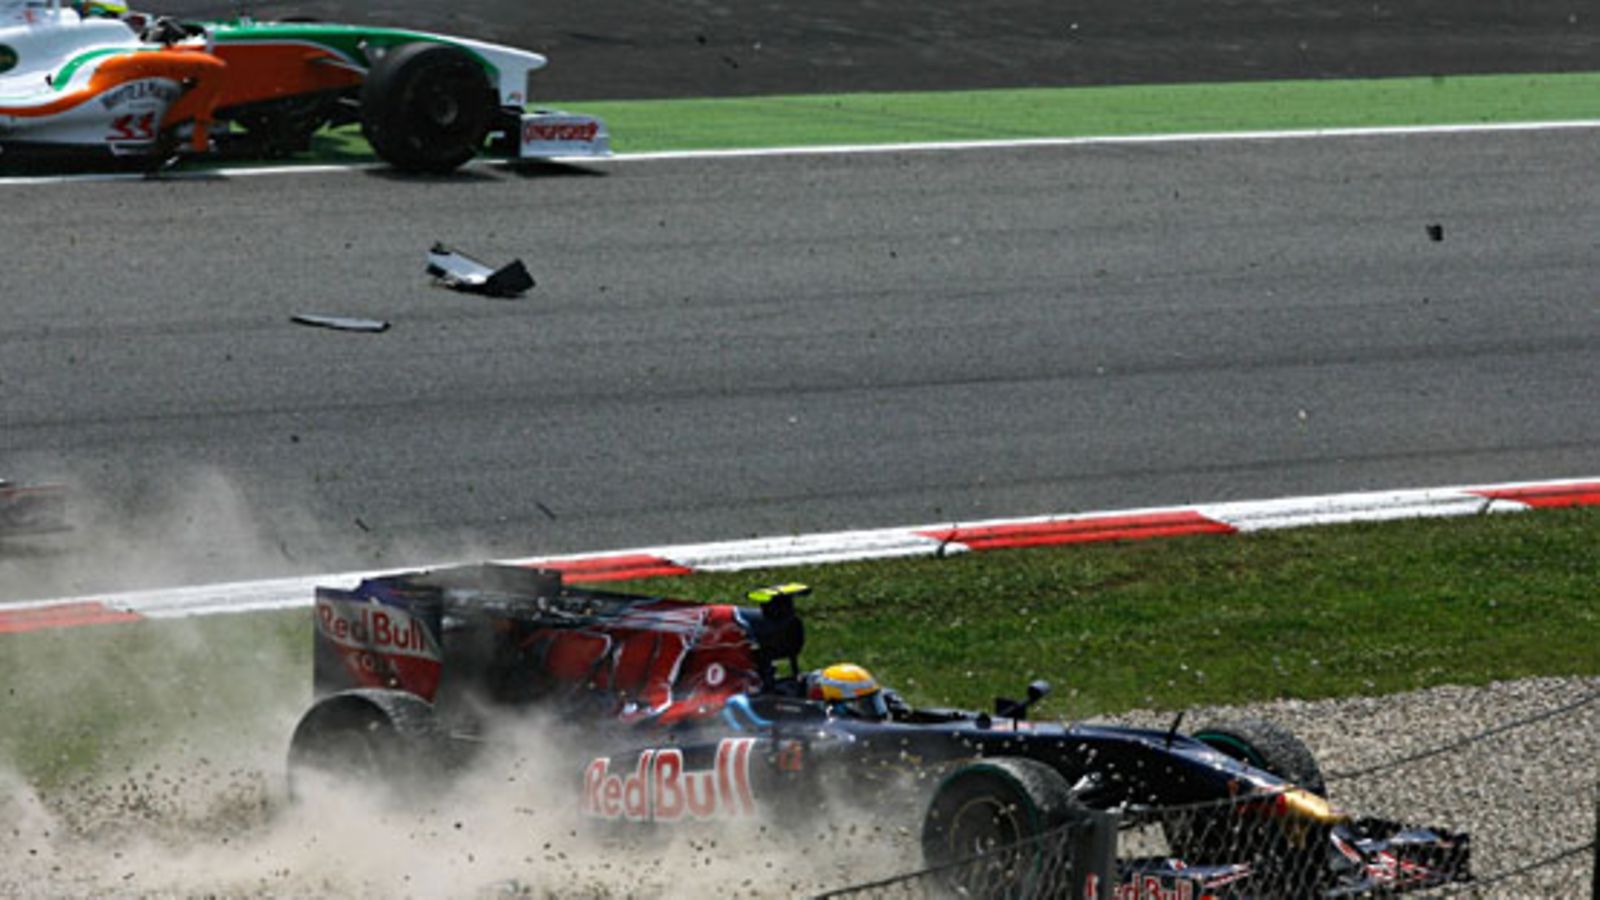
left=311, top=563, right=810, bottom=718
left=312, top=564, right=569, bottom=702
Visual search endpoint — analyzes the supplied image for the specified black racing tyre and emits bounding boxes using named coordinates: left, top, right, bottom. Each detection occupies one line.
left=1165, top=719, right=1333, bottom=892
left=1193, top=718, right=1326, bottom=796
left=286, top=688, right=443, bottom=801
left=359, top=41, right=494, bottom=174
left=921, top=757, right=1080, bottom=899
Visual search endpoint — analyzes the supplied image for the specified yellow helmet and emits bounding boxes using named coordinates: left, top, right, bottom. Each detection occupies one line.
left=77, top=1, right=130, bottom=16
left=807, top=662, right=888, bottom=720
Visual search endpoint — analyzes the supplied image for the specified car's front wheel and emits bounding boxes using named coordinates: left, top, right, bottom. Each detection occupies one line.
left=1165, top=718, right=1334, bottom=893
left=360, top=41, right=495, bottom=174
left=921, top=757, right=1083, bottom=898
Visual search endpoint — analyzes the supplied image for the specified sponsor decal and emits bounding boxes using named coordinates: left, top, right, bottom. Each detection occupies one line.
left=523, top=120, right=599, bottom=144
left=315, top=595, right=443, bottom=698
left=0, top=45, right=17, bottom=75
left=100, top=79, right=181, bottom=111
left=1084, top=874, right=1200, bottom=900
left=315, top=597, right=441, bottom=661
left=583, top=738, right=758, bottom=822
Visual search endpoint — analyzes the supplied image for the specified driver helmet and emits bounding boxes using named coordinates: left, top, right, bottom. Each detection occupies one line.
left=75, top=1, right=129, bottom=16
left=807, top=662, right=889, bottom=720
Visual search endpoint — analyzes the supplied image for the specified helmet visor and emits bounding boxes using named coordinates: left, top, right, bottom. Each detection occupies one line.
left=831, top=691, right=889, bottom=721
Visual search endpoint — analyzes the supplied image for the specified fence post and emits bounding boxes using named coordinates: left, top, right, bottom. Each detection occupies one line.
left=1591, top=783, right=1598, bottom=900
left=1068, top=808, right=1119, bottom=900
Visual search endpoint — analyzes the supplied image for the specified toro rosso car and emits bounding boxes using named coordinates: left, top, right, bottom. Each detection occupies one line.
left=288, top=564, right=1471, bottom=898
left=0, top=0, right=609, bottom=172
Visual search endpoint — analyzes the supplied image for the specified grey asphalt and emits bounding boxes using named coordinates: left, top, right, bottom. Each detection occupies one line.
left=3, top=128, right=1597, bottom=600
left=161, top=0, right=1600, bottom=99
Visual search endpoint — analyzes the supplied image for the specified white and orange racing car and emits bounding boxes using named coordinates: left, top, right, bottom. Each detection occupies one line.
left=0, top=0, right=610, bottom=172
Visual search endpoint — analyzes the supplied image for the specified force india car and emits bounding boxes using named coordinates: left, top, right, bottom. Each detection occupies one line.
left=288, top=564, right=1471, bottom=898
left=0, top=1, right=609, bottom=172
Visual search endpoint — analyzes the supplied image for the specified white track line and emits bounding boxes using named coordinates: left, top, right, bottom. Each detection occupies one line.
left=2, top=477, right=1595, bottom=629
left=4, top=119, right=1599, bottom=187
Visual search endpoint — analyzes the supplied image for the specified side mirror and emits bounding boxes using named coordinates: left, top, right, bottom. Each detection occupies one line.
left=993, top=679, right=1052, bottom=721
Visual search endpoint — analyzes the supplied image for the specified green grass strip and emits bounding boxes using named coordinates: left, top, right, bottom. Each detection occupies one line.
left=4, top=508, right=1595, bottom=787
left=570, top=72, right=1600, bottom=153
left=301, top=70, right=1600, bottom=164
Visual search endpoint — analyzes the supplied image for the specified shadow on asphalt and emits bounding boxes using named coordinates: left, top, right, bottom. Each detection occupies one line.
left=359, top=166, right=504, bottom=185
left=499, top=160, right=609, bottom=179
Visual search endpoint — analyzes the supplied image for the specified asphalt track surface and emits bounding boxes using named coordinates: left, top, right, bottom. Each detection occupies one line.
left=4, top=2, right=1600, bottom=601
left=4, top=123, right=1599, bottom=601
left=164, top=0, right=1600, bottom=99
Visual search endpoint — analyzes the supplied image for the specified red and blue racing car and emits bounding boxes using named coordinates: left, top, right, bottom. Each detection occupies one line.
left=288, top=564, right=1471, bottom=898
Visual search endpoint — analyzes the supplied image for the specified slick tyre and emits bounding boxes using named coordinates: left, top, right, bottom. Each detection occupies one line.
left=360, top=42, right=494, bottom=174
left=1192, top=718, right=1326, bottom=795
left=1164, top=719, right=1332, bottom=892
left=286, top=688, right=443, bottom=802
left=921, top=757, right=1081, bottom=899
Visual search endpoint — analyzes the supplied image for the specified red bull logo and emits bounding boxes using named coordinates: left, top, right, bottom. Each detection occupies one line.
left=583, top=738, right=758, bottom=822
left=315, top=598, right=440, bottom=661
left=1085, top=874, right=1201, bottom=900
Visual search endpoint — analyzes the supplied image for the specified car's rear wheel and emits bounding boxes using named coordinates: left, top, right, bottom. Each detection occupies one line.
left=359, top=41, right=494, bottom=174
left=921, top=757, right=1081, bottom=899
left=286, top=688, right=443, bottom=802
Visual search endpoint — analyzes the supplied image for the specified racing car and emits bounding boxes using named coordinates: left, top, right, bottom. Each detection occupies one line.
left=288, top=564, right=1471, bottom=898
left=0, top=0, right=609, bottom=172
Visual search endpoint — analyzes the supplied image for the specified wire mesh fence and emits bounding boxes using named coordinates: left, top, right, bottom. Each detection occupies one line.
left=1115, top=791, right=1470, bottom=897
left=815, top=686, right=1599, bottom=899
left=815, top=810, right=1113, bottom=900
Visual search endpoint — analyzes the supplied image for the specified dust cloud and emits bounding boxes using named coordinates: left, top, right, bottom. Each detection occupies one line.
left=0, top=470, right=920, bottom=896
left=0, top=467, right=320, bottom=603
left=0, top=712, right=921, bottom=899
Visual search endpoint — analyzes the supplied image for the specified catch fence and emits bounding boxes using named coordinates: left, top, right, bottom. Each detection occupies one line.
left=816, top=688, right=1599, bottom=899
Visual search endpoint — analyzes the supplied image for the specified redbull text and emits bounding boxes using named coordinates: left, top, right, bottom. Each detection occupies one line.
left=583, top=738, right=758, bottom=822
left=316, top=598, right=440, bottom=661
left=1085, top=873, right=1199, bottom=900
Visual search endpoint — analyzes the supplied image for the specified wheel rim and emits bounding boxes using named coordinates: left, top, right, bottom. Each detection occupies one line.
left=403, top=68, right=484, bottom=141
left=420, top=85, right=462, bottom=129
left=949, top=796, right=1025, bottom=856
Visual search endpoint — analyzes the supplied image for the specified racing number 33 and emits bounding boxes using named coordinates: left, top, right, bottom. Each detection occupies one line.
left=108, top=112, right=156, bottom=142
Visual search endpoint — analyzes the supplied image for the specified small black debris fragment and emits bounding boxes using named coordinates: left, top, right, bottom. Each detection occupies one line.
left=426, top=243, right=535, bottom=297
left=1426, top=224, right=1444, bottom=242
left=291, top=314, right=390, bottom=333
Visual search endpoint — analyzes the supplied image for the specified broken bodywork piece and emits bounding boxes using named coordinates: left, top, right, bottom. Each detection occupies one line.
left=426, top=244, right=535, bottom=297
left=290, top=314, right=391, bottom=333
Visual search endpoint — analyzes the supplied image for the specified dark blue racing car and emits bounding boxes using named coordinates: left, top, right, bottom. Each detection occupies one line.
left=288, top=564, right=1470, bottom=898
